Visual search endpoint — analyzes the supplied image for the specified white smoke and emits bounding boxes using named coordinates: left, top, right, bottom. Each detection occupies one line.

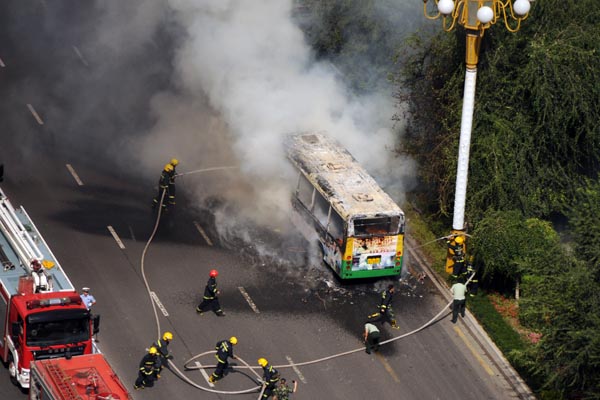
left=130, top=0, right=415, bottom=234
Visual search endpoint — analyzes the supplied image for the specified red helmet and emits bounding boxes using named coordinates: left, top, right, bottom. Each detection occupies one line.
left=209, top=269, right=218, bottom=278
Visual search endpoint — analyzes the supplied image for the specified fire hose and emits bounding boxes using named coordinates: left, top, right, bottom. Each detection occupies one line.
left=140, top=168, right=474, bottom=397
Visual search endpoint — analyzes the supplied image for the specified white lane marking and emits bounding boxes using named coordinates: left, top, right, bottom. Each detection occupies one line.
left=238, top=287, right=260, bottom=314
left=285, top=355, right=307, bottom=384
left=150, top=291, right=169, bottom=317
left=193, top=221, right=213, bottom=246
left=0, top=57, right=5, bottom=67
left=128, top=225, right=136, bottom=241
left=65, top=164, right=84, bottom=186
left=26, top=104, right=44, bottom=125
left=195, top=361, right=214, bottom=387
left=107, top=225, right=125, bottom=249
left=72, top=46, right=89, bottom=66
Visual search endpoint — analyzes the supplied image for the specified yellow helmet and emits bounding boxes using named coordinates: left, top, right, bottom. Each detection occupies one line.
left=170, top=158, right=179, bottom=166
left=164, top=164, right=174, bottom=172
left=258, top=358, right=268, bottom=367
left=455, top=236, right=464, bottom=245
left=229, top=336, right=238, bottom=345
left=163, top=331, right=173, bottom=341
left=149, top=346, right=158, bottom=355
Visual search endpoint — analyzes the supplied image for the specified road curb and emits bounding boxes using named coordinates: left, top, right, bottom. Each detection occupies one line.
left=405, top=236, right=536, bottom=400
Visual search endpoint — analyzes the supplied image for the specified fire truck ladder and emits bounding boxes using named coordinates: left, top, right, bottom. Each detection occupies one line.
left=45, top=363, right=82, bottom=400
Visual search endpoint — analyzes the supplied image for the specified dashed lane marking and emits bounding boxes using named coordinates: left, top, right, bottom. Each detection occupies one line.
left=72, top=45, right=89, bottom=67
left=454, top=326, right=495, bottom=376
left=195, top=361, right=214, bottom=387
left=65, top=164, right=84, bottom=186
left=285, top=355, right=307, bottom=384
left=107, top=225, right=126, bottom=249
left=375, top=352, right=401, bottom=383
left=193, top=221, right=213, bottom=246
left=0, top=57, right=5, bottom=67
left=150, top=291, right=169, bottom=317
left=128, top=225, right=136, bottom=241
left=238, top=287, right=260, bottom=314
left=27, top=104, right=44, bottom=125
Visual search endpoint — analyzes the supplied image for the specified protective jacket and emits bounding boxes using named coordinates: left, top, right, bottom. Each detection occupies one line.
left=204, top=276, right=218, bottom=300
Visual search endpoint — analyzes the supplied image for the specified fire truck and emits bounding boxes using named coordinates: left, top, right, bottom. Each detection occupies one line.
left=0, top=185, right=99, bottom=389
left=29, top=353, right=131, bottom=400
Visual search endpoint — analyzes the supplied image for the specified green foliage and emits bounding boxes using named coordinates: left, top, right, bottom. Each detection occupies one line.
left=567, top=178, right=600, bottom=277
left=298, top=0, right=422, bottom=93
left=520, top=262, right=600, bottom=398
left=468, top=294, right=525, bottom=355
left=397, top=0, right=600, bottom=221
left=470, top=210, right=558, bottom=289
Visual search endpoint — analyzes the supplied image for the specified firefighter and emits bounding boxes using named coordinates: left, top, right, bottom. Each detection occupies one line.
left=167, top=158, right=178, bottom=207
left=153, top=164, right=173, bottom=211
left=447, top=235, right=465, bottom=257
left=154, top=331, right=174, bottom=377
left=258, top=358, right=280, bottom=399
left=196, top=269, right=225, bottom=316
left=367, top=284, right=398, bottom=328
left=209, top=336, right=238, bottom=383
left=134, top=346, right=160, bottom=390
left=466, top=257, right=480, bottom=297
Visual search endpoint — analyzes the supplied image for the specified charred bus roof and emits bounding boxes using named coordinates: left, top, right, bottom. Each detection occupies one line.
left=285, top=132, right=404, bottom=221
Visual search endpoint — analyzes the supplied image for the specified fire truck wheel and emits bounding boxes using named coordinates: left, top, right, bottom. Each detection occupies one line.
left=8, top=354, right=18, bottom=386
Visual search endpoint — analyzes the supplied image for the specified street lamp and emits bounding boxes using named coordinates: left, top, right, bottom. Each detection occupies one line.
left=423, top=0, right=531, bottom=274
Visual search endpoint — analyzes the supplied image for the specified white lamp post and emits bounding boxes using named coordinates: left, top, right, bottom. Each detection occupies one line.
left=423, top=0, right=531, bottom=273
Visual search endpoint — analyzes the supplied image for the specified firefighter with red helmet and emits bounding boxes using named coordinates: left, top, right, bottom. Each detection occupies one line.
left=196, top=269, right=225, bottom=316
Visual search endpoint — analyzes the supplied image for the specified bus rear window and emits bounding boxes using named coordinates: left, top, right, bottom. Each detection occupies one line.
left=353, top=216, right=400, bottom=236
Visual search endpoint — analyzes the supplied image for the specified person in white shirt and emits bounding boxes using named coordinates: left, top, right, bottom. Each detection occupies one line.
left=363, top=322, right=381, bottom=354
left=451, top=278, right=467, bottom=323
left=80, top=287, right=96, bottom=310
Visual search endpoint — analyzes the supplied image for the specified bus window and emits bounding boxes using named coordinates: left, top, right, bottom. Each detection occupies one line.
left=353, top=216, right=400, bottom=236
left=296, top=173, right=314, bottom=209
left=328, top=210, right=344, bottom=242
left=314, top=191, right=330, bottom=228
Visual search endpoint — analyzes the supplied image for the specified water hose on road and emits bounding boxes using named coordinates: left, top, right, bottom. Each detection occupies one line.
left=140, top=169, right=474, bottom=395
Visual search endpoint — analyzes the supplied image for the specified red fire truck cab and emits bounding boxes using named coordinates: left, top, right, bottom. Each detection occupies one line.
left=0, top=187, right=99, bottom=388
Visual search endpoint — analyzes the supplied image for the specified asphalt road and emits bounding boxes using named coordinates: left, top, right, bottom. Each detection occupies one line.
left=0, top=2, right=527, bottom=399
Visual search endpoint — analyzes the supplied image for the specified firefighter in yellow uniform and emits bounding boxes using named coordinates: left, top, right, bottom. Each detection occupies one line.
left=258, top=358, right=280, bottom=399
left=167, top=158, right=178, bottom=207
left=153, top=331, right=173, bottom=377
left=153, top=164, right=173, bottom=211
left=209, top=336, right=238, bottom=383
left=134, top=347, right=160, bottom=390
